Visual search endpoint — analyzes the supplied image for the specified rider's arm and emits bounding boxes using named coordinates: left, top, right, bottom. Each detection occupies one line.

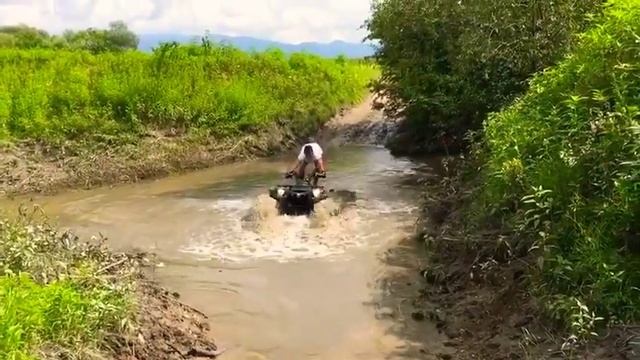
left=288, top=147, right=306, bottom=173
left=314, top=145, right=325, bottom=173
left=288, top=159, right=302, bottom=173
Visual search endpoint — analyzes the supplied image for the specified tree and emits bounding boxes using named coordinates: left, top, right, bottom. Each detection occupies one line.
left=365, top=0, right=602, bottom=155
left=0, top=33, right=16, bottom=48
left=105, top=20, right=139, bottom=51
left=0, top=21, right=138, bottom=52
left=64, top=20, right=138, bottom=53
left=0, top=24, right=51, bottom=48
left=64, top=28, right=108, bottom=53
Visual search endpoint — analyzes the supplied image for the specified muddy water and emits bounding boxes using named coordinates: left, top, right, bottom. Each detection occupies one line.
left=5, top=145, right=449, bottom=359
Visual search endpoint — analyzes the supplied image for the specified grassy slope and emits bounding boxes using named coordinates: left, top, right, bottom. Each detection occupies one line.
left=478, top=0, right=640, bottom=335
left=0, top=46, right=377, bottom=195
left=0, top=46, right=375, bottom=143
left=0, top=214, right=220, bottom=360
left=404, top=1, right=640, bottom=357
left=0, top=216, right=134, bottom=359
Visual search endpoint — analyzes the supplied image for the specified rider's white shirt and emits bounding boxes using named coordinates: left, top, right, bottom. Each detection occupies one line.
left=297, top=142, right=323, bottom=162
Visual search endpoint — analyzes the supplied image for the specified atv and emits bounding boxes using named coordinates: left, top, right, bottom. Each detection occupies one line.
left=269, top=172, right=329, bottom=216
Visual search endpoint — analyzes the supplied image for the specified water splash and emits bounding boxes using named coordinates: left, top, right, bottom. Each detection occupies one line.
left=178, top=194, right=408, bottom=263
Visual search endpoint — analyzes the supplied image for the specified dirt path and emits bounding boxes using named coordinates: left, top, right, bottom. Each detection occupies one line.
left=319, top=95, right=397, bottom=146
left=327, top=95, right=380, bottom=126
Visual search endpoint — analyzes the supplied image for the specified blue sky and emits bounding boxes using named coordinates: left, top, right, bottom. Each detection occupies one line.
left=0, top=0, right=372, bottom=43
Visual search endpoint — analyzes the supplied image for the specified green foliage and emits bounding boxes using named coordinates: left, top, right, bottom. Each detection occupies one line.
left=0, top=25, right=51, bottom=49
left=0, top=21, right=137, bottom=53
left=0, top=276, right=128, bottom=360
left=63, top=21, right=139, bottom=53
left=0, top=215, right=135, bottom=358
left=366, top=0, right=601, bottom=153
left=0, top=33, right=17, bottom=48
left=0, top=43, right=375, bottom=144
left=480, top=0, right=640, bottom=337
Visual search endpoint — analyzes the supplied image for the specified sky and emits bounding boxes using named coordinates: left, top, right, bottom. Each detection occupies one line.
left=0, top=0, right=373, bottom=44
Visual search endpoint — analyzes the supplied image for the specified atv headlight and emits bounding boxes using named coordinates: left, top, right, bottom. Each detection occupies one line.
left=312, top=188, right=321, bottom=198
left=277, top=188, right=285, bottom=197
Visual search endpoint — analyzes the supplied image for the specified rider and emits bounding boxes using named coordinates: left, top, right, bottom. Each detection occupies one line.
left=287, top=139, right=326, bottom=185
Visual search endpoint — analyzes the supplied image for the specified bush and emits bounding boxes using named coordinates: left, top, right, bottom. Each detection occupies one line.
left=0, top=275, right=128, bottom=360
left=0, top=215, right=135, bottom=358
left=366, top=0, right=601, bottom=153
left=480, top=0, right=640, bottom=337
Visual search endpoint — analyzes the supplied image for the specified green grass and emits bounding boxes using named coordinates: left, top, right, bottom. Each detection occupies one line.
left=0, top=215, right=135, bottom=359
left=0, top=276, right=129, bottom=360
left=0, top=44, right=377, bottom=145
left=477, top=0, right=640, bottom=338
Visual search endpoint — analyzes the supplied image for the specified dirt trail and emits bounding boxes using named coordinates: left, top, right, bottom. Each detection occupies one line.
left=319, top=95, right=398, bottom=146
left=328, top=95, right=380, bottom=126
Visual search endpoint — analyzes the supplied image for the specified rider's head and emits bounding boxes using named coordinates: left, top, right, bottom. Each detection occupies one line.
left=303, top=144, right=313, bottom=158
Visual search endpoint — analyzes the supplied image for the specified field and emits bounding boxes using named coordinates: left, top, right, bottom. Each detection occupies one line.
left=0, top=44, right=376, bottom=145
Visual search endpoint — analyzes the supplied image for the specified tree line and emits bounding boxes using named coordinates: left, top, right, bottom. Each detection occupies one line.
left=0, top=21, right=138, bottom=53
left=366, top=0, right=603, bottom=154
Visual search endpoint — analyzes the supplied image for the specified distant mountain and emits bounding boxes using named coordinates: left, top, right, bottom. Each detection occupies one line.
left=137, top=33, right=375, bottom=58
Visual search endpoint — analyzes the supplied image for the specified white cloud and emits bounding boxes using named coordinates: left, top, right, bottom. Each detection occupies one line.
left=0, top=0, right=372, bottom=43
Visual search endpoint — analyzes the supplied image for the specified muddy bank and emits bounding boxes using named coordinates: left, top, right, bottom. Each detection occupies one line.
left=414, top=160, right=638, bottom=359
left=0, top=213, right=220, bottom=360
left=0, top=124, right=298, bottom=197
left=117, top=277, right=221, bottom=360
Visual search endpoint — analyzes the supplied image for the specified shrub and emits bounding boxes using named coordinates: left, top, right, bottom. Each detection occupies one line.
left=366, top=0, right=601, bottom=153
left=480, top=0, right=640, bottom=336
left=0, top=215, right=135, bottom=358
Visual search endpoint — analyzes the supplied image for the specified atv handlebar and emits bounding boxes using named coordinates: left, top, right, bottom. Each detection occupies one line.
left=284, top=172, right=326, bottom=179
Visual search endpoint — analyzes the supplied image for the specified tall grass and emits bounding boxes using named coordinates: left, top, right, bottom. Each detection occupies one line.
left=0, top=43, right=377, bottom=144
left=0, top=215, right=135, bottom=359
left=478, top=0, right=640, bottom=337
